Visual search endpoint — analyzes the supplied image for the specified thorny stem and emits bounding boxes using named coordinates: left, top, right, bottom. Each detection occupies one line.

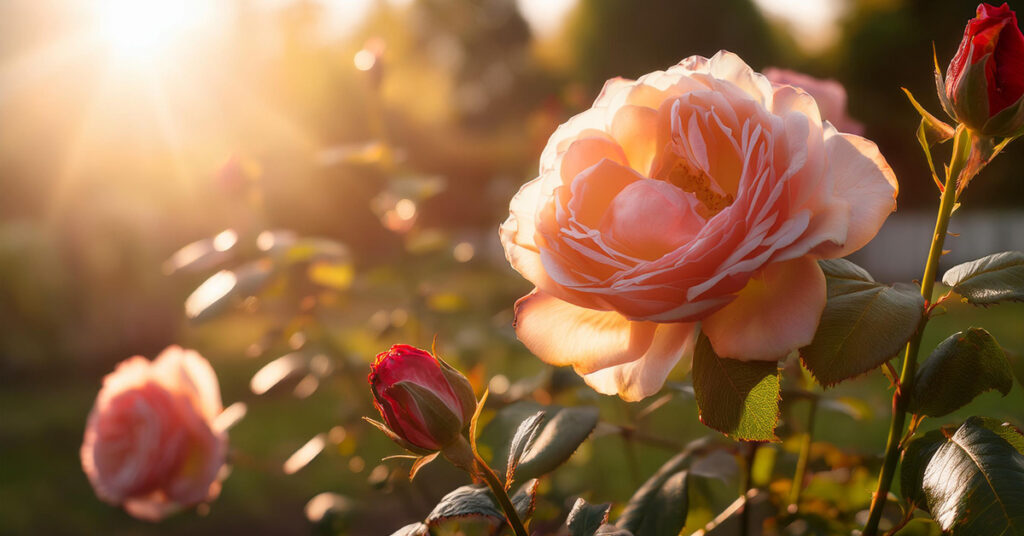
left=443, top=436, right=529, bottom=536
left=862, top=126, right=970, bottom=536
left=474, top=450, right=530, bottom=536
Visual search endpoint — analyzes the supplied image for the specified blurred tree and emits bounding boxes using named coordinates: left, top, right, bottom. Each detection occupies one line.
left=561, top=0, right=779, bottom=91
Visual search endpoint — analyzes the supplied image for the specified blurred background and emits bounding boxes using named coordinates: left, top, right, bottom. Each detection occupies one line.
left=2, top=0, right=1023, bottom=534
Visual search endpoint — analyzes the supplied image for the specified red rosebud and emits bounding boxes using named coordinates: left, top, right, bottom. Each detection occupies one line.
left=944, top=3, right=1024, bottom=136
left=367, top=344, right=476, bottom=453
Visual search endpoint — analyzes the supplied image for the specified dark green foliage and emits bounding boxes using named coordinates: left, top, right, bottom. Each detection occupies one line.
left=909, top=328, right=1013, bottom=417
left=801, top=259, right=925, bottom=386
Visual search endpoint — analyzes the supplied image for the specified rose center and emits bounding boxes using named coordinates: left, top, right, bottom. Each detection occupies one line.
left=656, top=156, right=734, bottom=219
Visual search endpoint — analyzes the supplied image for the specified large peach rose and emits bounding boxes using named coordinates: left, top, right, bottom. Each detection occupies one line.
left=500, top=52, right=897, bottom=401
left=81, top=346, right=227, bottom=521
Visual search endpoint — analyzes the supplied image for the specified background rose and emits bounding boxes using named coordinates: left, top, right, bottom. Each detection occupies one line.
left=80, top=346, right=227, bottom=521
left=501, top=51, right=898, bottom=401
left=763, top=67, right=865, bottom=135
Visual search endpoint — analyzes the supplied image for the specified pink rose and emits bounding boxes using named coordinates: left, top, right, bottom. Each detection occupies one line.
left=763, top=67, right=865, bottom=135
left=500, top=52, right=898, bottom=401
left=81, top=346, right=227, bottom=521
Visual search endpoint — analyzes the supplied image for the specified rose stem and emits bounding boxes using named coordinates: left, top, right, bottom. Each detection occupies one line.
left=786, top=396, right=818, bottom=513
left=740, top=441, right=759, bottom=536
left=862, top=125, right=970, bottom=535
left=472, top=450, right=530, bottom=536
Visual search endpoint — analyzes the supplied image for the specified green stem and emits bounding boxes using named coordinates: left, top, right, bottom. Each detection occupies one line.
left=474, top=451, right=530, bottom=536
left=862, top=126, right=970, bottom=535
left=740, top=442, right=759, bottom=536
left=787, top=397, right=818, bottom=512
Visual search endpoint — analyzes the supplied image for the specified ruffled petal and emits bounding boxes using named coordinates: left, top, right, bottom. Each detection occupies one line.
left=582, top=322, right=698, bottom=402
left=816, top=128, right=898, bottom=258
left=702, top=256, right=825, bottom=361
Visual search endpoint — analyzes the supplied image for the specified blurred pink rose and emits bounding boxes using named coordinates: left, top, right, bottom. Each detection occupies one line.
left=763, top=67, right=865, bottom=135
left=501, top=51, right=897, bottom=401
left=81, top=346, right=227, bottom=521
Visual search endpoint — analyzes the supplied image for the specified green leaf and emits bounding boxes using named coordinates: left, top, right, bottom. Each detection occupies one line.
left=505, top=411, right=545, bottom=488
left=618, top=455, right=691, bottom=536
left=389, top=523, right=428, bottom=536
left=892, top=518, right=943, bottom=536
left=162, top=229, right=237, bottom=275
left=943, top=251, right=1024, bottom=305
left=973, top=417, right=1024, bottom=455
left=425, top=485, right=502, bottom=526
left=595, top=527, right=633, bottom=535
left=800, top=259, right=925, bottom=386
left=909, top=329, right=1013, bottom=417
left=185, top=261, right=275, bottom=322
left=692, top=333, right=780, bottom=441
left=900, top=429, right=946, bottom=510
left=567, top=498, right=611, bottom=536
left=511, top=479, right=539, bottom=521
left=282, top=237, right=351, bottom=264
left=1008, top=350, right=1024, bottom=389
left=424, top=480, right=537, bottom=529
left=920, top=417, right=1024, bottom=534
left=479, top=401, right=598, bottom=482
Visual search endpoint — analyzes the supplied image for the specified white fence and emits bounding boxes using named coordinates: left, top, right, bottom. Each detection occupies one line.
left=849, top=211, right=1024, bottom=283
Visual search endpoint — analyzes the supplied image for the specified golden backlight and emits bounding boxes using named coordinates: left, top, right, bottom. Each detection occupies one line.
left=92, top=0, right=219, bottom=64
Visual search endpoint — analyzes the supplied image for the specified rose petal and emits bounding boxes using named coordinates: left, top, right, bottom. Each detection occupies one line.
left=581, top=322, right=698, bottom=402
left=702, top=256, right=826, bottom=361
left=514, top=290, right=660, bottom=374
left=816, top=128, right=898, bottom=258
left=599, top=179, right=703, bottom=260
left=561, top=137, right=629, bottom=185
left=154, top=346, right=223, bottom=422
left=610, top=105, right=660, bottom=175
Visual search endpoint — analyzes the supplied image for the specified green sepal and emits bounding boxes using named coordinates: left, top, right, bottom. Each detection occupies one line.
left=951, top=48, right=993, bottom=131
left=362, top=416, right=436, bottom=456
left=391, top=380, right=465, bottom=448
left=904, top=87, right=955, bottom=146
left=438, top=357, right=478, bottom=427
left=934, top=43, right=956, bottom=120
left=982, top=92, right=1024, bottom=137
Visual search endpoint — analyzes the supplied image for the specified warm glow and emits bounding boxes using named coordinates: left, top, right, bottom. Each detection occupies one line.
left=92, top=0, right=217, bottom=63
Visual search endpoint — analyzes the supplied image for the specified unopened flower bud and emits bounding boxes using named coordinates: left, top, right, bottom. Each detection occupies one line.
left=367, top=344, right=476, bottom=453
left=944, top=3, right=1024, bottom=137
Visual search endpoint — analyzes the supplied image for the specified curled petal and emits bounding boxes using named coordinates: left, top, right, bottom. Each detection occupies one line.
left=582, top=322, right=698, bottom=402
left=816, top=128, right=898, bottom=259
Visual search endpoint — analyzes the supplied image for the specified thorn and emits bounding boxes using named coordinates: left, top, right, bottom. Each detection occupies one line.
left=947, top=231, right=960, bottom=237
left=941, top=249, right=951, bottom=255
